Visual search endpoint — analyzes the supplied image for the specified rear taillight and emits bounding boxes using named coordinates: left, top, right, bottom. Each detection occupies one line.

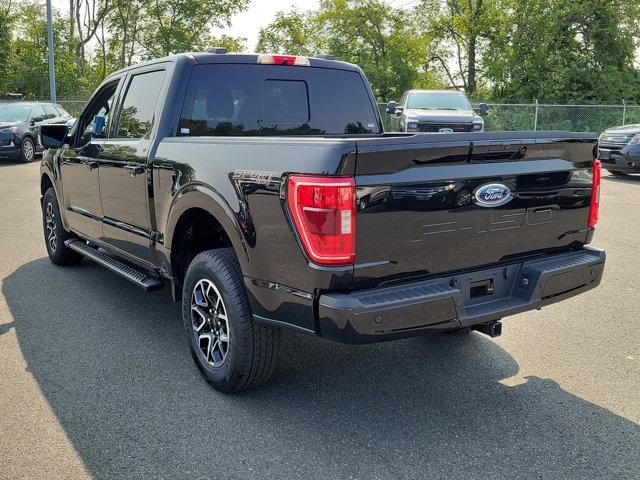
left=257, top=54, right=310, bottom=66
left=287, top=176, right=356, bottom=266
left=588, top=159, right=601, bottom=228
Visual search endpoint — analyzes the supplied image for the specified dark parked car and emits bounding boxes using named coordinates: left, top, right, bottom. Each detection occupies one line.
left=598, top=124, right=640, bottom=176
left=0, top=102, right=72, bottom=162
left=39, top=51, right=604, bottom=392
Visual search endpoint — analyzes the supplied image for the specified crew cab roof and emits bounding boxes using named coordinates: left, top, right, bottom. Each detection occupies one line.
left=107, top=52, right=360, bottom=78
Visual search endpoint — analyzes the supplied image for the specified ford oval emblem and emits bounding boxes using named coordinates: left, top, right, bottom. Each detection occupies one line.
left=474, top=183, right=513, bottom=207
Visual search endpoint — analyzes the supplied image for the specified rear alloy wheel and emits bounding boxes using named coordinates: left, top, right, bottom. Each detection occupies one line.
left=182, top=248, right=280, bottom=393
left=191, top=279, right=231, bottom=367
left=20, top=137, right=35, bottom=163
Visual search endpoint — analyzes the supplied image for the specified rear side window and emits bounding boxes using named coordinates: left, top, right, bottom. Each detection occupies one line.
left=178, top=64, right=380, bottom=136
left=55, top=105, right=70, bottom=117
left=116, top=70, right=165, bottom=139
left=31, top=105, right=45, bottom=122
left=43, top=105, right=59, bottom=119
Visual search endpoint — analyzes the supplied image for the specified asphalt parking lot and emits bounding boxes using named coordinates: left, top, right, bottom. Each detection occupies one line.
left=0, top=160, right=639, bottom=479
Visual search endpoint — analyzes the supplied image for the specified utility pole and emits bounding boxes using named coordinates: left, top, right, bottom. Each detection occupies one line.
left=46, top=0, right=56, bottom=103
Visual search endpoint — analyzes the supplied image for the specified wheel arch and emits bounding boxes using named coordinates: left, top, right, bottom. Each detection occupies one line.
left=40, top=172, right=54, bottom=197
left=164, top=186, right=250, bottom=293
left=22, top=132, right=36, bottom=143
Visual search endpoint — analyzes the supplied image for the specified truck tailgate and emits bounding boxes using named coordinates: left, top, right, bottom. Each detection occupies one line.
left=352, top=131, right=597, bottom=289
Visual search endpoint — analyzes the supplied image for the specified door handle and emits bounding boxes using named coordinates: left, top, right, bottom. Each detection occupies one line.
left=124, top=164, right=145, bottom=176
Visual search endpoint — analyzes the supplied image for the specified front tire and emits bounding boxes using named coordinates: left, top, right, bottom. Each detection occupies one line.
left=182, top=248, right=280, bottom=393
left=42, top=187, right=83, bottom=266
left=19, top=137, right=36, bottom=163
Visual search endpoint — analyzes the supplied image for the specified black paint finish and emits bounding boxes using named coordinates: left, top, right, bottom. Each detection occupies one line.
left=40, top=52, right=604, bottom=344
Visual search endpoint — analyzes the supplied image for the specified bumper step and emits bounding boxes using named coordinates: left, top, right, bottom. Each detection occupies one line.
left=318, top=248, right=605, bottom=343
left=65, top=239, right=164, bottom=291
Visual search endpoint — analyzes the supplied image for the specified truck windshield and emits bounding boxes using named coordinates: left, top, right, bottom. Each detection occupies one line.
left=0, top=104, right=31, bottom=122
left=178, top=64, right=381, bottom=136
left=406, top=92, right=471, bottom=111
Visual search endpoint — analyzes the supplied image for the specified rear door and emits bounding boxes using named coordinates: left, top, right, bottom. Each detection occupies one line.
left=98, top=67, right=167, bottom=265
left=352, top=133, right=597, bottom=290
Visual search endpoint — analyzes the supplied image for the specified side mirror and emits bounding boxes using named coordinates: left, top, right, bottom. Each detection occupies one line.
left=386, top=101, right=397, bottom=115
left=31, top=116, right=44, bottom=125
left=479, top=103, right=489, bottom=117
left=40, top=124, right=69, bottom=149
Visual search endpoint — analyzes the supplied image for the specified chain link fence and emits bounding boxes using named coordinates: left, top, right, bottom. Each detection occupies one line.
left=378, top=102, right=640, bottom=134
left=3, top=98, right=638, bottom=135
left=56, top=100, right=87, bottom=117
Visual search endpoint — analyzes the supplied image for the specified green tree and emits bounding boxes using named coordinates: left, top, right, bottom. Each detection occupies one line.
left=210, top=34, right=246, bottom=53
left=417, top=0, right=498, bottom=96
left=316, top=0, right=422, bottom=100
left=138, top=0, right=249, bottom=58
left=256, top=0, right=442, bottom=100
left=0, top=1, right=16, bottom=90
left=0, top=1, right=81, bottom=99
left=483, top=0, right=640, bottom=101
left=256, top=9, right=317, bottom=56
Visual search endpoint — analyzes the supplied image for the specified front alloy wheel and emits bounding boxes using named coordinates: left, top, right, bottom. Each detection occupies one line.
left=191, top=279, right=230, bottom=367
left=45, top=201, right=58, bottom=253
left=42, top=187, right=82, bottom=266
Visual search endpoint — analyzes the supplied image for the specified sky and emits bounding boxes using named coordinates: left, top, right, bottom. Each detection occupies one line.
left=51, top=0, right=414, bottom=51
left=212, top=0, right=321, bottom=50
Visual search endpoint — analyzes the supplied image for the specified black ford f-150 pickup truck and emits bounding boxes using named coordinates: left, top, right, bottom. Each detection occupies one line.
left=39, top=50, right=605, bottom=392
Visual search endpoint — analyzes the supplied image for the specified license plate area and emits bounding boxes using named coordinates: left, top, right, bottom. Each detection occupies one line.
left=598, top=149, right=611, bottom=160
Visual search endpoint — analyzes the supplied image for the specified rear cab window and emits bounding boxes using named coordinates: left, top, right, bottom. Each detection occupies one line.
left=178, top=64, right=381, bottom=136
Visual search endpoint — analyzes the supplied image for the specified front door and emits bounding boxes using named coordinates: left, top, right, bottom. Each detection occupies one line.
left=60, top=80, right=120, bottom=239
left=98, top=69, right=166, bottom=265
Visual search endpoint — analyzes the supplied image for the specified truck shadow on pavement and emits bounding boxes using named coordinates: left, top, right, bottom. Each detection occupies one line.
left=4, top=258, right=640, bottom=479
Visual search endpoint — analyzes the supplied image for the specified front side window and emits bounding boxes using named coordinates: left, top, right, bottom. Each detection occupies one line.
left=116, top=70, right=165, bottom=139
left=178, top=64, right=380, bottom=136
left=77, top=81, right=119, bottom=147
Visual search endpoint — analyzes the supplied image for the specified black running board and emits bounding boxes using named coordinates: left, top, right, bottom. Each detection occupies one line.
left=65, top=239, right=164, bottom=291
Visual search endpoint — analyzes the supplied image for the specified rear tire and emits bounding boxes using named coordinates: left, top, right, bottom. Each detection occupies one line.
left=42, top=187, right=83, bottom=266
left=182, top=248, right=280, bottom=393
left=19, top=137, right=36, bottom=163
left=608, top=170, right=628, bottom=177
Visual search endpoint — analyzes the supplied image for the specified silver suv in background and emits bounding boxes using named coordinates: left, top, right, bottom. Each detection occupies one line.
left=386, top=90, right=488, bottom=133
